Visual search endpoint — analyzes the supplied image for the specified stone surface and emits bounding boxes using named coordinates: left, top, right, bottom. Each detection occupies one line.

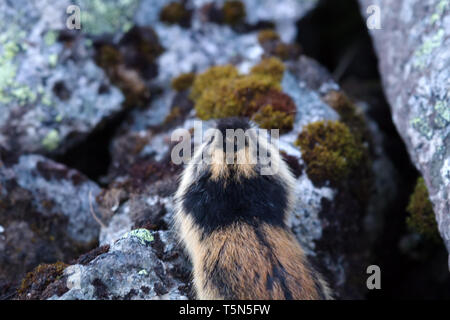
left=0, top=0, right=123, bottom=155
left=0, top=154, right=100, bottom=295
left=359, top=0, right=450, bottom=260
left=52, top=229, right=191, bottom=300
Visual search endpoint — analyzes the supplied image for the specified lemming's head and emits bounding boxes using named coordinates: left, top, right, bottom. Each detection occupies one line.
left=190, top=117, right=285, bottom=181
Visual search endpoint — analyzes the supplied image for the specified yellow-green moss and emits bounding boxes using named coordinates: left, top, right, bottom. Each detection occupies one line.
left=159, top=2, right=191, bottom=26
left=222, top=0, right=246, bottom=25
left=406, top=177, right=440, bottom=241
left=295, top=120, right=364, bottom=185
left=195, top=74, right=281, bottom=120
left=252, top=105, right=294, bottom=131
left=171, top=72, right=196, bottom=91
left=190, top=65, right=239, bottom=101
left=191, top=60, right=292, bottom=126
left=257, top=29, right=280, bottom=44
left=250, top=57, right=285, bottom=83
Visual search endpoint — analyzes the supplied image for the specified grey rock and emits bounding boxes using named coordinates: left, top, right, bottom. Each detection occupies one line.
left=359, top=0, right=450, bottom=260
left=0, top=0, right=123, bottom=155
left=54, top=228, right=190, bottom=300
left=0, top=154, right=100, bottom=290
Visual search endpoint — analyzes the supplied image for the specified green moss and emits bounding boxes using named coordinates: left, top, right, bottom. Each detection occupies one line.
left=171, top=72, right=195, bottom=91
left=122, top=228, right=154, bottom=246
left=222, top=0, right=246, bottom=25
left=250, top=57, right=285, bottom=83
left=17, top=262, right=68, bottom=299
left=190, top=64, right=239, bottom=101
left=42, top=129, right=60, bottom=152
left=159, top=2, right=191, bottom=26
left=406, top=177, right=440, bottom=241
left=257, top=29, right=280, bottom=44
left=195, top=74, right=280, bottom=120
left=252, top=105, right=294, bottom=131
left=192, top=60, right=290, bottom=123
left=295, top=120, right=364, bottom=185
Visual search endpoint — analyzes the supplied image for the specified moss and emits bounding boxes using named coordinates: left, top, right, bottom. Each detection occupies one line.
left=171, top=72, right=195, bottom=91
left=195, top=74, right=280, bottom=120
left=250, top=57, right=285, bottom=83
left=159, top=2, right=191, bottom=27
left=295, top=120, right=364, bottom=185
left=257, top=29, right=280, bottom=44
left=406, top=177, right=440, bottom=241
left=251, top=90, right=296, bottom=131
left=252, top=105, right=294, bottom=131
left=17, top=262, right=68, bottom=299
left=323, top=90, right=369, bottom=143
left=192, top=60, right=292, bottom=126
left=190, top=64, right=239, bottom=101
left=222, top=0, right=246, bottom=25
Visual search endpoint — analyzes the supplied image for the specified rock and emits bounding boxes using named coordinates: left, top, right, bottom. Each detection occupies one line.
left=359, top=0, right=450, bottom=261
left=0, top=155, right=101, bottom=295
left=52, top=229, right=191, bottom=300
left=0, top=0, right=123, bottom=155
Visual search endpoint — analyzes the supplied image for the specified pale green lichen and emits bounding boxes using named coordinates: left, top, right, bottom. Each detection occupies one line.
left=77, top=0, right=139, bottom=36
left=122, top=228, right=154, bottom=246
left=413, top=28, right=445, bottom=68
left=430, top=0, right=449, bottom=24
left=44, top=31, right=58, bottom=46
left=42, top=129, right=60, bottom=151
left=0, top=29, right=38, bottom=106
left=411, top=116, right=433, bottom=140
left=434, top=100, right=450, bottom=127
left=48, top=53, right=58, bottom=67
left=138, top=269, right=148, bottom=276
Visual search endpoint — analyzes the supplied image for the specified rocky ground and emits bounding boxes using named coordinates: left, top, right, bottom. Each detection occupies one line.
left=0, top=0, right=448, bottom=300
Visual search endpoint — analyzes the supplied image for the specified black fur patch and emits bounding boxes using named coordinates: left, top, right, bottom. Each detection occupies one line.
left=182, top=169, right=287, bottom=235
left=216, top=117, right=251, bottom=135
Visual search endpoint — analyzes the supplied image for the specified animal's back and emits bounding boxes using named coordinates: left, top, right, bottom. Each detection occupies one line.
left=174, top=117, right=332, bottom=300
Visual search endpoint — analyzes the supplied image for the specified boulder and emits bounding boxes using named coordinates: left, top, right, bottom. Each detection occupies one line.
left=359, top=0, right=450, bottom=262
